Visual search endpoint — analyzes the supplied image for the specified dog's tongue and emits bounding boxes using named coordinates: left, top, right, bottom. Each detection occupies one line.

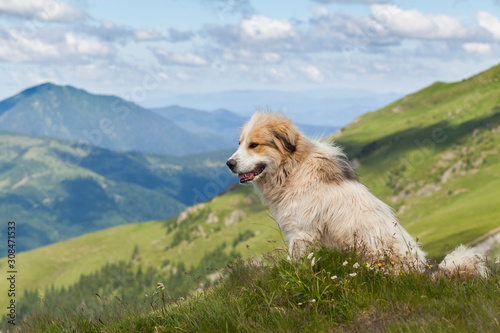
left=238, top=172, right=255, bottom=181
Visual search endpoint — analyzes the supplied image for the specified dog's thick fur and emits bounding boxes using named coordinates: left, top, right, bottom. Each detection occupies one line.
left=227, top=112, right=488, bottom=277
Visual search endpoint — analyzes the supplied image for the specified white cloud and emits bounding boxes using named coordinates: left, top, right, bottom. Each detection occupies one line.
left=462, top=42, right=492, bottom=55
left=311, top=6, right=328, bottom=17
left=300, top=65, right=324, bottom=82
left=371, top=5, right=467, bottom=39
left=155, top=50, right=209, bottom=66
left=134, top=29, right=164, bottom=41
left=0, top=30, right=114, bottom=63
left=0, top=0, right=87, bottom=22
left=477, top=11, right=500, bottom=40
left=223, top=49, right=281, bottom=64
left=65, top=34, right=114, bottom=57
left=241, top=15, right=297, bottom=41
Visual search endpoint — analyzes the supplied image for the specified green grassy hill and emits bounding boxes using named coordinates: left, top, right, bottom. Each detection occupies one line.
left=335, top=64, right=500, bottom=255
left=3, top=64, right=500, bottom=330
left=0, top=185, right=278, bottom=319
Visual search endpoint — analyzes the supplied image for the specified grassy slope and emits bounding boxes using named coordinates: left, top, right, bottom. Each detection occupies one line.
left=17, top=247, right=500, bottom=333
left=335, top=64, right=500, bottom=256
left=0, top=186, right=277, bottom=310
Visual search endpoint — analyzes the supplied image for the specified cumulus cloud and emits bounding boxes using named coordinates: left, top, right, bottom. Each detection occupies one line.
left=300, top=65, right=324, bottom=82
left=0, top=0, right=87, bottom=22
left=154, top=49, right=209, bottom=66
left=0, top=30, right=114, bottom=63
left=477, top=11, right=500, bottom=40
left=222, top=49, right=281, bottom=64
left=81, top=21, right=164, bottom=44
left=462, top=42, right=492, bottom=55
left=370, top=5, right=468, bottom=40
left=240, top=15, right=297, bottom=41
left=311, top=6, right=329, bottom=17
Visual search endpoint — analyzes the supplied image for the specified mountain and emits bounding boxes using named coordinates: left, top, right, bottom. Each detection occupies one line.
left=0, top=131, right=236, bottom=252
left=151, top=105, right=339, bottom=142
left=0, top=83, right=233, bottom=155
left=4, top=63, right=500, bottom=327
left=145, top=89, right=402, bottom=127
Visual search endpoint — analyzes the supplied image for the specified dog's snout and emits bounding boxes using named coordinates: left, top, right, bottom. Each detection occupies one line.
left=226, top=159, right=237, bottom=171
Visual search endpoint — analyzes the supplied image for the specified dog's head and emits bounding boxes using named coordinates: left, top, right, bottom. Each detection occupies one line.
left=227, top=112, right=299, bottom=184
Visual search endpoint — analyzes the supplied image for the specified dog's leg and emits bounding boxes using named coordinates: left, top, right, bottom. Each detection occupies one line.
left=288, top=230, right=319, bottom=259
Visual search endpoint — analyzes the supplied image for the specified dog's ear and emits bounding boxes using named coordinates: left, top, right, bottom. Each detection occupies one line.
left=272, top=123, right=298, bottom=153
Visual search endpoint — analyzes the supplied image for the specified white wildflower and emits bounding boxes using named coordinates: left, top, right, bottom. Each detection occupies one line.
left=353, top=262, right=360, bottom=269
left=342, top=260, right=348, bottom=266
left=495, top=259, right=500, bottom=264
left=366, top=263, right=371, bottom=268
left=331, top=275, right=338, bottom=280
left=298, top=302, right=303, bottom=306
left=311, top=299, right=316, bottom=303
left=145, top=294, right=148, bottom=297
left=307, top=252, right=314, bottom=260
left=349, top=273, right=357, bottom=277
left=157, top=282, right=165, bottom=290
left=311, top=257, right=316, bottom=267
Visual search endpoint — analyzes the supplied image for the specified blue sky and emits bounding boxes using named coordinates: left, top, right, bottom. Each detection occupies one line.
left=0, top=0, right=500, bottom=106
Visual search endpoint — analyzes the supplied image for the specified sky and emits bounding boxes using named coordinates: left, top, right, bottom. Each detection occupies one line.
left=0, top=0, right=500, bottom=107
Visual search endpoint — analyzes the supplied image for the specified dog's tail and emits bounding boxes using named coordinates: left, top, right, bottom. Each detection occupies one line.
left=437, top=245, right=489, bottom=278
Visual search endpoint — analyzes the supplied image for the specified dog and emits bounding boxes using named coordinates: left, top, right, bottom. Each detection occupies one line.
left=227, top=112, right=488, bottom=277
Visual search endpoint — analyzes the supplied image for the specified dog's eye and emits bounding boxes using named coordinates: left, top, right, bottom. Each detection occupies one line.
left=249, top=143, right=259, bottom=149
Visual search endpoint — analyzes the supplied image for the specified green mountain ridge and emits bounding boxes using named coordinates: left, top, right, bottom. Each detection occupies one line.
left=0, top=131, right=235, bottom=252
left=3, top=63, right=500, bottom=328
left=0, top=83, right=233, bottom=156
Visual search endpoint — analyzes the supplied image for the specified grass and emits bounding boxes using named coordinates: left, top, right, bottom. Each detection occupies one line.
left=14, top=246, right=500, bottom=332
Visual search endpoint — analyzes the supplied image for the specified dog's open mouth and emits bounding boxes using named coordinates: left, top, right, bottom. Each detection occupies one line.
left=238, top=165, right=266, bottom=183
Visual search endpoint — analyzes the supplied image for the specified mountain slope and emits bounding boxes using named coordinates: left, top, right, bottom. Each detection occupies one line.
left=151, top=105, right=338, bottom=142
left=0, top=83, right=232, bottom=155
left=0, top=131, right=235, bottom=252
left=335, top=64, right=500, bottom=255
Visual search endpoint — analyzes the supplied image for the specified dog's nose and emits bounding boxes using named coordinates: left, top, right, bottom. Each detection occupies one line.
left=226, top=159, right=237, bottom=171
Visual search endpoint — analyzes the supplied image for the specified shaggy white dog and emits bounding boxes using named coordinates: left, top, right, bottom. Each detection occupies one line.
left=227, top=112, right=488, bottom=277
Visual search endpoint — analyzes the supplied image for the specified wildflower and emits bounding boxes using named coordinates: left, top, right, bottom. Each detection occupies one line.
left=145, top=294, right=148, bottom=297
left=353, top=262, right=360, bottom=269
left=366, top=263, right=371, bottom=268
left=495, top=260, right=500, bottom=264
left=298, top=302, right=303, bottom=306
left=311, top=257, right=316, bottom=267
left=311, top=299, right=316, bottom=303
left=331, top=298, right=334, bottom=301
left=390, top=261, right=395, bottom=266
left=377, top=263, right=382, bottom=268
left=426, top=264, right=430, bottom=268
left=307, top=252, right=314, bottom=260
left=349, top=273, right=357, bottom=277
left=331, top=275, right=338, bottom=280
left=342, top=260, right=348, bottom=266
left=157, top=282, right=165, bottom=290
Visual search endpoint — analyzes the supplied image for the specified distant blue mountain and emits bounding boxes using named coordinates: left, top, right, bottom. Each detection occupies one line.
left=151, top=105, right=339, bottom=142
left=146, top=89, right=403, bottom=127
